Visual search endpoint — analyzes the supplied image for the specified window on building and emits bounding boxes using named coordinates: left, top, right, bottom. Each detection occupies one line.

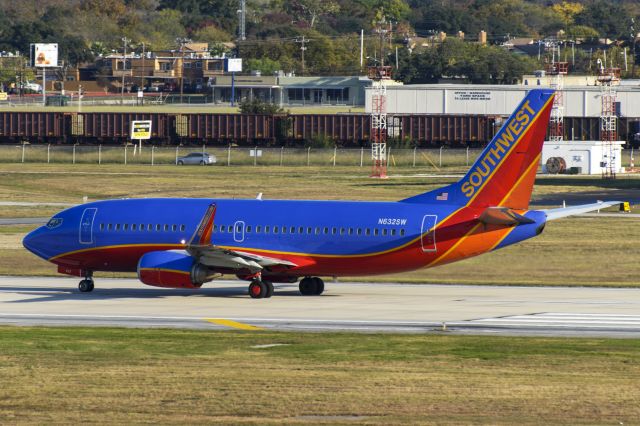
left=195, top=62, right=203, bottom=69
left=184, top=62, right=192, bottom=69
left=160, top=62, right=173, bottom=71
left=288, top=88, right=311, bottom=102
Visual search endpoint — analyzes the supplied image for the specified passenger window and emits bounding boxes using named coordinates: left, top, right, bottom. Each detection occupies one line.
left=281, top=226, right=286, bottom=234
left=391, top=229, right=396, bottom=236
left=147, top=224, right=152, bottom=231
left=374, top=229, right=379, bottom=236
left=163, top=224, right=169, bottom=232
left=172, top=225, right=177, bottom=232
left=265, top=226, right=270, bottom=233
left=274, top=226, right=279, bottom=234
left=219, top=225, right=225, bottom=233
left=155, top=224, right=161, bottom=231
left=323, top=227, right=329, bottom=235
left=348, top=228, right=354, bottom=235
left=357, top=228, right=362, bottom=236
left=365, top=229, right=371, bottom=236
left=246, top=226, right=252, bottom=233
left=256, top=226, right=262, bottom=233
left=297, top=227, right=303, bottom=234
left=180, top=225, right=185, bottom=232
left=132, top=224, right=137, bottom=231
left=331, top=228, right=337, bottom=235
left=213, top=224, right=218, bottom=233
left=140, top=224, right=144, bottom=231
left=123, top=224, right=129, bottom=231
left=382, top=229, right=388, bottom=236
left=100, top=223, right=105, bottom=231
left=400, top=229, right=406, bottom=236
left=340, top=228, right=345, bottom=235
left=315, top=228, right=320, bottom=235
left=307, top=227, right=312, bottom=234
left=115, top=224, right=121, bottom=231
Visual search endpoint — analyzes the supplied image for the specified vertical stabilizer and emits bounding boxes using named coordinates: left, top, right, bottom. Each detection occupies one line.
left=401, top=89, right=554, bottom=209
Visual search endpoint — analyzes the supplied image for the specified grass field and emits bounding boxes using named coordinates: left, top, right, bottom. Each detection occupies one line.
left=1, top=163, right=638, bottom=285
left=0, top=327, right=638, bottom=424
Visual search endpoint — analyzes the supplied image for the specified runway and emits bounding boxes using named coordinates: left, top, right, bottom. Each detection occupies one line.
left=1, top=276, right=640, bottom=337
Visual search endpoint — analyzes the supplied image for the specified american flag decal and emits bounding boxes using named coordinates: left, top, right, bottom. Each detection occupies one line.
left=436, top=192, right=448, bottom=201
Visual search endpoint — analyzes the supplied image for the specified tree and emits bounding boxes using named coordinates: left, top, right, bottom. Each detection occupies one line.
left=551, top=2, right=584, bottom=29
left=239, top=97, right=285, bottom=114
left=285, top=0, right=340, bottom=29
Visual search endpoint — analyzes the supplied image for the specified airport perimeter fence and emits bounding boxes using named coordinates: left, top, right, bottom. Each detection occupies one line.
left=0, top=144, right=488, bottom=170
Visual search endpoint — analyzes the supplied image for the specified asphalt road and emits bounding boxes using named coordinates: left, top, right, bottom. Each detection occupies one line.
left=1, top=276, right=639, bottom=337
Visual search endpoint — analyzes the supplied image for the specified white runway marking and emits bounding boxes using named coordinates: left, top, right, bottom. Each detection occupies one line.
left=473, top=313, right=640, bottom=330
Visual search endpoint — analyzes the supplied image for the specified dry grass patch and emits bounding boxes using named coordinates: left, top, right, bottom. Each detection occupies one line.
left=0, top=327, right=638, bottom=424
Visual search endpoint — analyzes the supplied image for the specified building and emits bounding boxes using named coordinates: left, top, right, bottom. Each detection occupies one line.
left=366, top=84, right=640, bottom=118
left=209, top=75, right=371, bottom=106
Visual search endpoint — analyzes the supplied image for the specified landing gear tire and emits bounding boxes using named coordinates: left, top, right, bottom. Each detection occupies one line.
left=248, top=280, right=267, bottom=299
left=264, top=281, right=274, bottom=298
left=79, top=279, right=94, bottom=293
left=299, top=277, right=324, bottom=296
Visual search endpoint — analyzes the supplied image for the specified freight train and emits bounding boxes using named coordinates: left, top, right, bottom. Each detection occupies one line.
left=0, top=111, right=636, bottom=147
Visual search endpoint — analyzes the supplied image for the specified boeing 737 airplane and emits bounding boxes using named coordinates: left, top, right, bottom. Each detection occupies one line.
left=23, top=89, right=620, bottom=298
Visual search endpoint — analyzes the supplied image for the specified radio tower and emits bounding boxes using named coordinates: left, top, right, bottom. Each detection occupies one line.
left=596, top=64, right=621, bottom=179
left=369, top=17, right=392, bottom=178
left=545, top=45, right=568, bottom=141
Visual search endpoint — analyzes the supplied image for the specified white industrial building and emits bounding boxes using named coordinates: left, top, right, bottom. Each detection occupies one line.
left=365, top=84, right=640, bottom=118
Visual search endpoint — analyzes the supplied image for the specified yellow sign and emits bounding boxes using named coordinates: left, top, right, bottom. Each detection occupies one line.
left=0, top=92, right=7, bottom=101
left=130, top=120, right=152, bottom=140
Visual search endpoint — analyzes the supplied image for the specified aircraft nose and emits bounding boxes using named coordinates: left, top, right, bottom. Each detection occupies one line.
left=23, top=226, right=48, bottom=259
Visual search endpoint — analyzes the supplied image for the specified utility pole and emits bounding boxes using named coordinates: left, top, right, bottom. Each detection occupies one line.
left=295, top=36, right=310, bottom=75
left=631, top=19, right=637, bottom=77
left=176, top=37, right=191, bottom=104
left=140, top=42, right=146, bottom=89
left=121, top=37, right=130, bottom=100
left=237, top=0, right=246, bottom=41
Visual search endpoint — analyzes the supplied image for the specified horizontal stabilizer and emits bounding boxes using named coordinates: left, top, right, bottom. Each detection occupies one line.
left=543, top=201, right=622, bottom=221
left=479, top=207, right=536, bottom=226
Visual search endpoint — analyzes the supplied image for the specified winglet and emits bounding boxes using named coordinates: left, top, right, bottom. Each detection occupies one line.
left=188, top=203, right=217, bottom=246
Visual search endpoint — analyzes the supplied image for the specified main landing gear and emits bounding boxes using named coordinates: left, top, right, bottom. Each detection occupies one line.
left=78, top=271, right=94, bottom=293
left=299, top=277, right=324, bottom=296
left=248, top=279, right=274, bottom=299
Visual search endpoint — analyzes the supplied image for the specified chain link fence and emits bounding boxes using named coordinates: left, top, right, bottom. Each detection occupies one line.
left=0, top=144, right=486, bottom=170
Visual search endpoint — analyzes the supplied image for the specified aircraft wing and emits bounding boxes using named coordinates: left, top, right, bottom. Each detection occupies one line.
left=542, top=201, right=622, bottom=221
left=186, top=203, right=298, bottom=274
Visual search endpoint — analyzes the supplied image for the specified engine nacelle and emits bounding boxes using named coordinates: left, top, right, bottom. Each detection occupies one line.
left=137, top=250, right=210, bottom=288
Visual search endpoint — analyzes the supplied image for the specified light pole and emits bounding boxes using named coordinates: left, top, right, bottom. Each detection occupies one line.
left=121, top=37, right=130, bottom=100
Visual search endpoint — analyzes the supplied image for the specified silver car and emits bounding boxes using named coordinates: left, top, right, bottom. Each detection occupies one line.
left=176, top=152, right=217, bottom=165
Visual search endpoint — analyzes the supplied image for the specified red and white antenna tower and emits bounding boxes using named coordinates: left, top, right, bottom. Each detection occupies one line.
left=369, top=65, right=392, bottom=178
left=369, top=17, right=392, bottom=178
left=596, top=64, right=621, bottom=179
left=545, top=46, right=568, bottom=141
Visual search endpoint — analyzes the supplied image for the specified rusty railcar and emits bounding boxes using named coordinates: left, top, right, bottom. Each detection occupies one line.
left=68, top=113, right=170, bottom=143
left=0, top=112, right=65, bottom=142
left=391, top=114, right=498, bottom=146
left=173, top=114, right=277, bottom=143
left=288, top=114, right=371, bottom=143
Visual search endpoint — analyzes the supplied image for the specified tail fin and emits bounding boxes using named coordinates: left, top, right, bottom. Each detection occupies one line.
left=401, top=89, right=554, bottom=209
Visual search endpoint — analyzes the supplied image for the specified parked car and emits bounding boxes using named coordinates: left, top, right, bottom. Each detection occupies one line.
left=177, top=152, right=217, bottom=165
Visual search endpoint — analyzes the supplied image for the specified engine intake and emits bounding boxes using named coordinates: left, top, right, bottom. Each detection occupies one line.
left=137, top=250, right=211, bottom=288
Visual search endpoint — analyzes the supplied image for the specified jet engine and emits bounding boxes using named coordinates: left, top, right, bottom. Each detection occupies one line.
left=137, top=250, right=211, bottom=288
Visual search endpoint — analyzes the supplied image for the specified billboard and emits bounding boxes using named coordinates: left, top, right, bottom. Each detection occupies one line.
left=225, top=58, right=242, bottom=73
left=31, top=43, right=58, bottom=68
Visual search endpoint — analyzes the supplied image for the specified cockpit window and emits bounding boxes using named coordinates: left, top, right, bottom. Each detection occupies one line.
left=46, top=218, right=63, bottom=229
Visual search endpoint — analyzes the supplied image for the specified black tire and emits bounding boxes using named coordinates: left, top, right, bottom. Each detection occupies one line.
left=79, top=279, right=93, bottom=292
left=299, top=277, right=317, bottom=296
left=313, top=277, right=324, bottom=295
left=177, top=160, right=184, bottom=165
left=249, top=281, right=267, bottom=299
left=264, top=281, right=274, bottom=298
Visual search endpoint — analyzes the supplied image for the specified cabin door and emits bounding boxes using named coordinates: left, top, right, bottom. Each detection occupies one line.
left=233, top=221, right=245, bottom=243
left=79, top=208, right=97, bottom=245
left=420, top=215, right=437, bottom=253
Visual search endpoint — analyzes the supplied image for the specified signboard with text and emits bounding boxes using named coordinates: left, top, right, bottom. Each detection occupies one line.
left=130, top=120, right=152, bottom=140
left=225, top=58, right=243, bottom=72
